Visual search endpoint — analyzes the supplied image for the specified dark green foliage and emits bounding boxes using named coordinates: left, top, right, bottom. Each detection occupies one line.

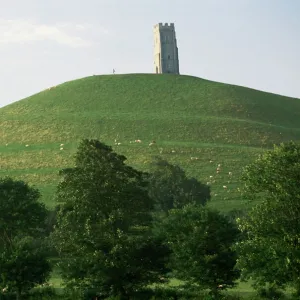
left=147, top=157, right=210, bottom=214
left=134, top=286, right=198, bottom=299
left=59, top=234, right=170, bottom=299
left=235, top=142, right=300, bottom=294
left=82, top=286, right=240, bottom=300
left=53, top=139, right=169, bottom=298
left=0, top=178, right=47, bottom=248
left=158, top=204, right=240, bottom=297
left=0, top=237, right=51, bottom=299
left=226, top=209, right=247, bottom=225
left=0, top=178, right=51, bottom=299
left=256, top=283, right=286, bottom=300
left=242, top=141, right=300, bottom=202
left=56, top=139, right=153, bottom=228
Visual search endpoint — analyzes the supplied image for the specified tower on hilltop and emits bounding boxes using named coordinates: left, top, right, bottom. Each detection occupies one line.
left=153, top=23, right=180, bottom=74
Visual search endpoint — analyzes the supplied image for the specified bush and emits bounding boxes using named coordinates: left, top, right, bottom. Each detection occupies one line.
left=0, top=286, right=59, bottom=300
left=28, top=286, right=57, bottom=299
left=257, top=285, right=286, bottom=299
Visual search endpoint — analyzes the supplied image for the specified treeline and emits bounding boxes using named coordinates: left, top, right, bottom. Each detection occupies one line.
left=1, top=139, right=300, bottom=300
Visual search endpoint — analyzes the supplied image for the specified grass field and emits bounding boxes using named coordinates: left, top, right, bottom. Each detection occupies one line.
left=1, top=73, right=300, bottom=212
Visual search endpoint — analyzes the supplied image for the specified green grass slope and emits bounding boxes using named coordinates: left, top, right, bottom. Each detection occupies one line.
left=1, top=74, right=300, bottom=211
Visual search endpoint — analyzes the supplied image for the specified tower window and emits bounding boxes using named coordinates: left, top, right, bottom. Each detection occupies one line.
left=168, top=55, right=171, bottom=59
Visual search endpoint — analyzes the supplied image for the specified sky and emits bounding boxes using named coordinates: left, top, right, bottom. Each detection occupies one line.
left=1, top=0, right=300, bottom=108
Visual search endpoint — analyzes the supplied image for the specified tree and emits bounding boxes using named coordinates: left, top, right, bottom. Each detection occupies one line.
left=0, top=178, right=47, bottom=248
left=0, top=177, right=51, bottom=299
left=52, top=139, right=169, bottom=298
left=235, top=142, right=300, bottom=295
left=147, top=157, right=210, bottom=214
left=158, top=204, right=239, bottom=297
left=242, top=141, right=300, bottom=203
left=0, top=237, right=51, bottom=300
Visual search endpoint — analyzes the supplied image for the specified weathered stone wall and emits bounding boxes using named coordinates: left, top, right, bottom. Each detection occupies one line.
left=153, top=23, right=180, bottom=74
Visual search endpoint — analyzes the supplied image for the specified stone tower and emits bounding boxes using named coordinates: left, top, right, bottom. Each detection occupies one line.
left=154, top=23, right=180, bottom=74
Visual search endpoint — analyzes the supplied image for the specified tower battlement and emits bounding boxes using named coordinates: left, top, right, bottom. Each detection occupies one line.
left=154, top=23, right=175, bottom=29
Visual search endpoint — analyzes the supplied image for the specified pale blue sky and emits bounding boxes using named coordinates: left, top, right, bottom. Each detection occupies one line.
left=1, top=0, right=299, bottom=108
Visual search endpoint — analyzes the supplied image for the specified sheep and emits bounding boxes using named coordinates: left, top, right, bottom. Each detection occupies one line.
left=60, top=147, right=64, bottom=150
left=228, top=172, right=232, bottom=176
left=25, top=144, right=29, bottom=147
left=191, top=157, right=199, bottom=160
left=209, top=175, right=213, bottom=179
left=223, top=185, right=227, bottom=189
left=60, top=143, right=64, bottom=147
left=5, top=143, right=8, bottom=146
left=171, top=150, right=176, bottom=153
left=135, top=139, right=142, bottom=143
left=218, top=164, right=221, bottom=167
left=149, top=142, right=155, bottom=146
left=117, top=143, right=121, bottom=146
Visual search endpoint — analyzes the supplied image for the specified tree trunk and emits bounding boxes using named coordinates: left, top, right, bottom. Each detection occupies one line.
left=16, top=288, right=22, bottom=300
left=119, top=285, right=130, bottom=300
left=211, top=288, right=220, bottom=299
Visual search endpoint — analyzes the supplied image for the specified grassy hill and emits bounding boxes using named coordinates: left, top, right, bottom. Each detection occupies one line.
left=1, top=74, right=300, bottom=211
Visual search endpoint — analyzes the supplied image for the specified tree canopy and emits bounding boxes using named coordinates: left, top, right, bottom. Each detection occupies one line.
left=53, top=139, right=168, bottom=298
left=147, top=157, right=210, bottom=214
left=158, top=204, right=239, bottom=297
left=0, top=177, right=51, bottom=299
left=0, top=177, right=47, bottom=248
left=235, top=142, right=300, bottom=294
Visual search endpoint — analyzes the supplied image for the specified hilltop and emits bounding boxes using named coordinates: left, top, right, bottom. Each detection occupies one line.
left=1, top=74, right=300, bottom=211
